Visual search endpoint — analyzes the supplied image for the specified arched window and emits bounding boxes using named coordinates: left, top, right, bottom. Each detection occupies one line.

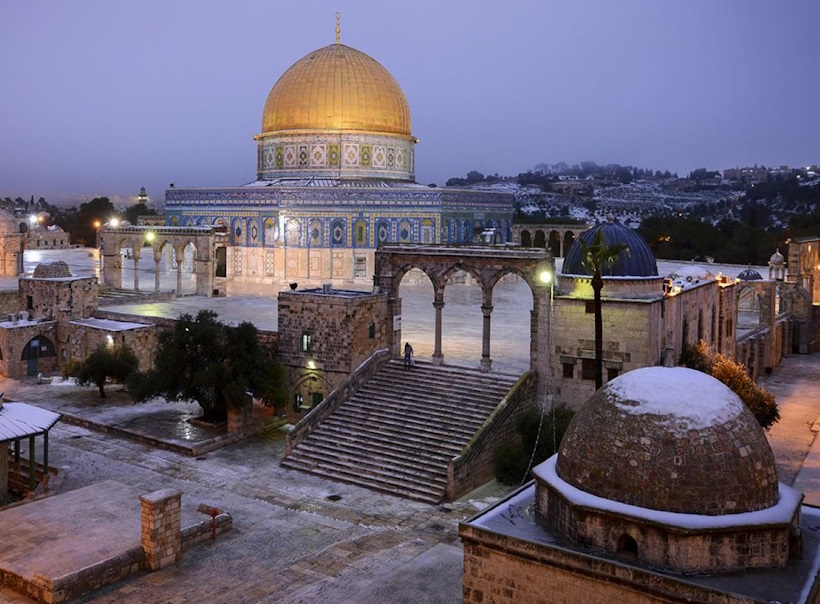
left=376, top=220, right=390, bottom=245
left=421, top=219, right=434, bottom=244
left=617, top=534, right=638, bottom=557
left=285, top=219, right=301, bottom=247
left=533, top=230, right=546, bottom=248
left=331, top=220, right=346, bottom=246
left=354, top=219, right=368, bottom=247
left=263, top=217, right=277, bottom=245
left=309, top=219, right=323, bottom=246
left=520, top=230, right=532, bottom=247
left=398, top=220, right=412, bottom=243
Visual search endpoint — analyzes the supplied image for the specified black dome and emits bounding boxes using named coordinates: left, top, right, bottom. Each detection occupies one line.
left=562, top=219, right=658, bottom=277
left=738, top=268, right=763, bottom=281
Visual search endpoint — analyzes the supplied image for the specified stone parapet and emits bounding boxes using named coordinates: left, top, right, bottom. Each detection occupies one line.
left=140, top=488, right=183, bottom=571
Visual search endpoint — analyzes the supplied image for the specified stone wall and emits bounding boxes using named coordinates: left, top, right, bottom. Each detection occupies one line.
left=18, top=277, right=98, bottom=323
left=278, top=288, right=390, bottom=420
left=62, top=322, right=157, bottom=373
left=447, top=373, right=535, bottom=499
left=460, top=526, right=760, bottom=604
left=0, top=321, right=58, bottom=378
left=0, top=290, right=19, bottom=315
left=140, top=488, right=183, bottom=570
left=285, top=349, right=390, bottom=455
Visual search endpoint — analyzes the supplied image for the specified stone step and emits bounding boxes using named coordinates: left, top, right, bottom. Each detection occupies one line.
left=373, top=364, right=517, bottom=393
left=349, top=387, right=499, bottom=420
left=289, top=441, right=448, bottom=485
left=306, top=426, right=457, bottom=467
left=342, top=396, right=492, bottom=429
left=322, top=412, right=476, bottom=445
left=281, top=456, right=444, bottom=503
left=317, top=418, right=467, bottom=456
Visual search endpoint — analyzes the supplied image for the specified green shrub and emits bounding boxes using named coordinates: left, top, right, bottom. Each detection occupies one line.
left=680, top=341, right=779, bottom=429
left=494, top=405, right=575, bottom=485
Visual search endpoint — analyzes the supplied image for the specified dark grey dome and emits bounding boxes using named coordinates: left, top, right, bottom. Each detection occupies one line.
left=738, top=267, right=763, bottom=281
left=562, top=219, right=658, bottom=277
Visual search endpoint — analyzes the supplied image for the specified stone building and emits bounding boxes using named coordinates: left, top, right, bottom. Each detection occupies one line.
left=0, top=261, right=156, bottom=378
left=25, top=224, right=70, bottom=250
left=162, top=25, right=514, bottom=292
left=461, top=366, right=815, bottom=603
left=0, top=209, right=24, bottom=277
left=277, top=286, right=389, bottom=422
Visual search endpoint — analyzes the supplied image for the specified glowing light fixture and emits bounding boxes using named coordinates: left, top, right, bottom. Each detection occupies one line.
left=28, top=215, right=37, bottom=225
left=110, top=217, right=120, bottom=228
left=307, top=360, right=316, bottom=369
left=145, top=231, right=155, bottom=242
left=539, top=269, right=553, bottom=285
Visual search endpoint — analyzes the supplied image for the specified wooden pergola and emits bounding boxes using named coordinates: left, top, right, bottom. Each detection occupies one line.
left=0, top=401, right=61, bottom=503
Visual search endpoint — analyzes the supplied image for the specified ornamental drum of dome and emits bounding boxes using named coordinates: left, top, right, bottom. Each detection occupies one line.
left=257, top=44, right=416, bottom=181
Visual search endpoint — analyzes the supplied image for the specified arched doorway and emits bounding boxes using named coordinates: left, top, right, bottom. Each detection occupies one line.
left=21, top=335, right=56, bottom=376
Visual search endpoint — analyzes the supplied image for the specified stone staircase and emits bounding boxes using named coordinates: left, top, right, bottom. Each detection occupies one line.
left=281, top=360, right=519, bottom=503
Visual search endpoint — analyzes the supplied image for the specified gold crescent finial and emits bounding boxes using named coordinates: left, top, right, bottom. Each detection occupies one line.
left=335, top=12, right=341, bottom=44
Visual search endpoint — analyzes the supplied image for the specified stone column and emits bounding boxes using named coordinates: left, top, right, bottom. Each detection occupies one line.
left=175, top=251, right=183, bottom=297
left=132, top=253, right=140, bottom=292
left=140, top=488, right=183, bottom=570
left=432, top=296, right=444, bottom=365
left=154, top=255, right=161, bottom=293
left=480, top=302, right=493, bottom=372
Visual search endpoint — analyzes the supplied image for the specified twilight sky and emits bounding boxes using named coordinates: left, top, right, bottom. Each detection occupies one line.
left=1, top=1, right=818, bottom=205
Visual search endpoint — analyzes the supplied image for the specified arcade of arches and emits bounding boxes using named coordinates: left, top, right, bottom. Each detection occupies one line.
left=99, top=226, right=230, bottom=296
left=511, top=222, right=592, bottom=258
left=374, top=245, right=554, bottom=394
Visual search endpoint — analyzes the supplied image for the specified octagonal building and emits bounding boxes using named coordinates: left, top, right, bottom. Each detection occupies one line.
left=164, top=26, right=513, bottom=291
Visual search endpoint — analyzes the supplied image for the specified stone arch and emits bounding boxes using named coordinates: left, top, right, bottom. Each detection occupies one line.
left=533, top=230, right=546, bottom=248
left=563, top=231, right=576, bottom=256
left=617, top=533, right=638, bottom=556
left=520, top=230, right=532, bottom=247
left=548, top=230, right=561, bottom=257
left=21, top=335, right=57, bottom=376
left=213, top=217, right=228, bottom=232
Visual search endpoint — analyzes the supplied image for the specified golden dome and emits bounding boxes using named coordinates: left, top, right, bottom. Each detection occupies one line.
left=261, top=44, right=412, bottom=137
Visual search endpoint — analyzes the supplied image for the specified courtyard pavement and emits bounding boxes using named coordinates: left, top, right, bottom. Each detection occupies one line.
left=0, top=350, right=817, bottom=603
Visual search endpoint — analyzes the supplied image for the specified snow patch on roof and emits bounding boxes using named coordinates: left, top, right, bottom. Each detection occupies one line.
left=607, top=367, right=744, bottom=431
left=70, top=318, right=151, bottom=331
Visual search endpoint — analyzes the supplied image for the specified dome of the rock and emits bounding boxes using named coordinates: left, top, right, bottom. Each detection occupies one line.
left=554, top=366, right=779, bottom=514
left=261, top=44, right=411, bottom=137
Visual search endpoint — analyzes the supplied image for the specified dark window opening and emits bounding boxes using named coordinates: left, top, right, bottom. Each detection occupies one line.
left=582, top=358, right=595, bottom=381
left=312, top=392, right=324, bottom=407
left=215, top=247, right=227, bottom=278
left=585, top=301, right=595, bottom=314
left=26, top=295, right=33, bottom=310
left=368, top=322, right=376, bottom=339
left=607, top=367, right=620, bottom=382
left=301, top=333, right=312, bottom=353
left=562, top=362, right=574, bottom=379
left=617, top=534, right=638, bottom=557
left=293, top=393, right=303, bottom=412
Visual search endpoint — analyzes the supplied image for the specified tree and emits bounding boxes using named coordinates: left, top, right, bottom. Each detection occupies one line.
left=69, top=343, right=139, bottom=398
left=129, top=310, right=287, bottom=422
left=680, top=341, right=779, bottom=429
left=123, top=202, right=157, bottom=225
left=579, top=230, right=629, bottom=389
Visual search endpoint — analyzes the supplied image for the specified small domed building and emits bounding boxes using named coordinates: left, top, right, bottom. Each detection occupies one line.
left=460, top=367, right=815, bottom=604
left=551, top=218, right=740, bottom=407
left=162, top=24, right=514, bottom=290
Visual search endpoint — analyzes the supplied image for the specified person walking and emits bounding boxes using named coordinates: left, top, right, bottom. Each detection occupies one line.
left=404, top=342, right=414, bottom=369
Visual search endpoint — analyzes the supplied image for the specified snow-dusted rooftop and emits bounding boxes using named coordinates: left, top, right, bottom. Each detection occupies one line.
left=0, top=402, right=61, bottom=441
left=69, top=318, right=151, bottom=332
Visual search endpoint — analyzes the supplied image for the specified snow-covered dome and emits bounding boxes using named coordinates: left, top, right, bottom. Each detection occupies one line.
left=737, top=267, right=763, bottom=281
left=562, top=217, right=658, bottom=277
left=769, top=249, right=785, bottom=265
left=32, top=261, right=72, bottom=278
left=555, top=367, right=779, bottom=515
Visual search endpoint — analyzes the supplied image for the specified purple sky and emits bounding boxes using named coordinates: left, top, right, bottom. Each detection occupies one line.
left=2, top=1, right=818, bottom=205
